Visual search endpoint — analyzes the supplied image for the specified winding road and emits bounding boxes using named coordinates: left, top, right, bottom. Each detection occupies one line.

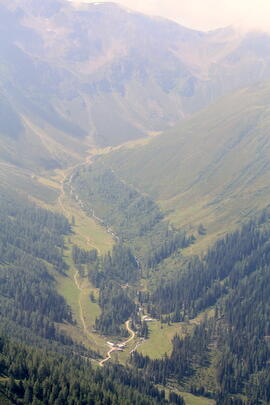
left=99, top=347, right=116, bottom=366
left=99, top=320, right=136, bottom=366
left=123, top=320, right=136, bottom=345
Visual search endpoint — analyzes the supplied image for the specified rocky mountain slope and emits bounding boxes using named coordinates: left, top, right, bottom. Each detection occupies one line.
left=1, top=0, right=270, bottom=168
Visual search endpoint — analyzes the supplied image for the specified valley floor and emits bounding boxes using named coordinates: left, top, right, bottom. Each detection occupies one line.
left=31, top=155, right=218, bottom=404
left=36, top=159, right=147, bottom=364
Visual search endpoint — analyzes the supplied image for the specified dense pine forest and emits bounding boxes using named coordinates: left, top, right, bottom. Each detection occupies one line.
left=150, top=210, right=270, bottom=319
left=132, top=209, right=270, bottom=404
left=95, top=281, right=136, bottom=336
left=0, top=333, right=184, bottom=405
left=0, top=190, right=74, bottom=344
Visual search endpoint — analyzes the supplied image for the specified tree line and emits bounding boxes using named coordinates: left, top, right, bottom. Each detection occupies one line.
left=132, top=209, right=270, bottom=404
left=0, top=333, right=184, bottom=405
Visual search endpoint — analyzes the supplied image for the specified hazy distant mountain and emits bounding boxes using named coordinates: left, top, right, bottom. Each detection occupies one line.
left=1, top=0, right=270, bottom=164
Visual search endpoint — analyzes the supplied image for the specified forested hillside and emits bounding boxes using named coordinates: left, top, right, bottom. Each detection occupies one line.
left=0, top=189, right=75, bottom=345
left=0, top=333, right=181, bottom=405
left=132, top=208, right=270, bottom=404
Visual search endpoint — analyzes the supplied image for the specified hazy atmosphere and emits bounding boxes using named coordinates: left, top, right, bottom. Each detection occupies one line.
left=1, top=0, right=270, bottom=403
left=71, top=0, right=270, bottom=31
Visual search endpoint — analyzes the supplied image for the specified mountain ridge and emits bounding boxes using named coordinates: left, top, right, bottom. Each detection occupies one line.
left=2, top=0, right=270, bottom=157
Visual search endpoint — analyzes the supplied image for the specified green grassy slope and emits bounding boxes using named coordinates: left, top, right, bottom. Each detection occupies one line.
left=99, top=81, right=270, bottom=246
left=0, top=89, right=92, bottom=170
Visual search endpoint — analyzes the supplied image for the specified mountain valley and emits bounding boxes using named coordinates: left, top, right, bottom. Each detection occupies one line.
left=0, top=1, right=269, bottom=405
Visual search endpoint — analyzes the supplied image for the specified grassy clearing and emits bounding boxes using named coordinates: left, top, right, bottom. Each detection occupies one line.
left=180, top=392, right=215, bottom=405
left=57, top=190, right=113, bottom=255
left=80, top=280, right=101, bottom=326
left=161, top=385, right=216, bottom=405
left=70, top=205, right=113, bottom=254
left=36, top=164, right=114, bottom=254
left=77, top=274, right=108, bottom=352
left=57, top=256, right=80, bottom=321
left=138, top=308, right=215, bottom=359
left=138, top=321, right=183, bottom=359
left=56, top=243, right=108, bottom=355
